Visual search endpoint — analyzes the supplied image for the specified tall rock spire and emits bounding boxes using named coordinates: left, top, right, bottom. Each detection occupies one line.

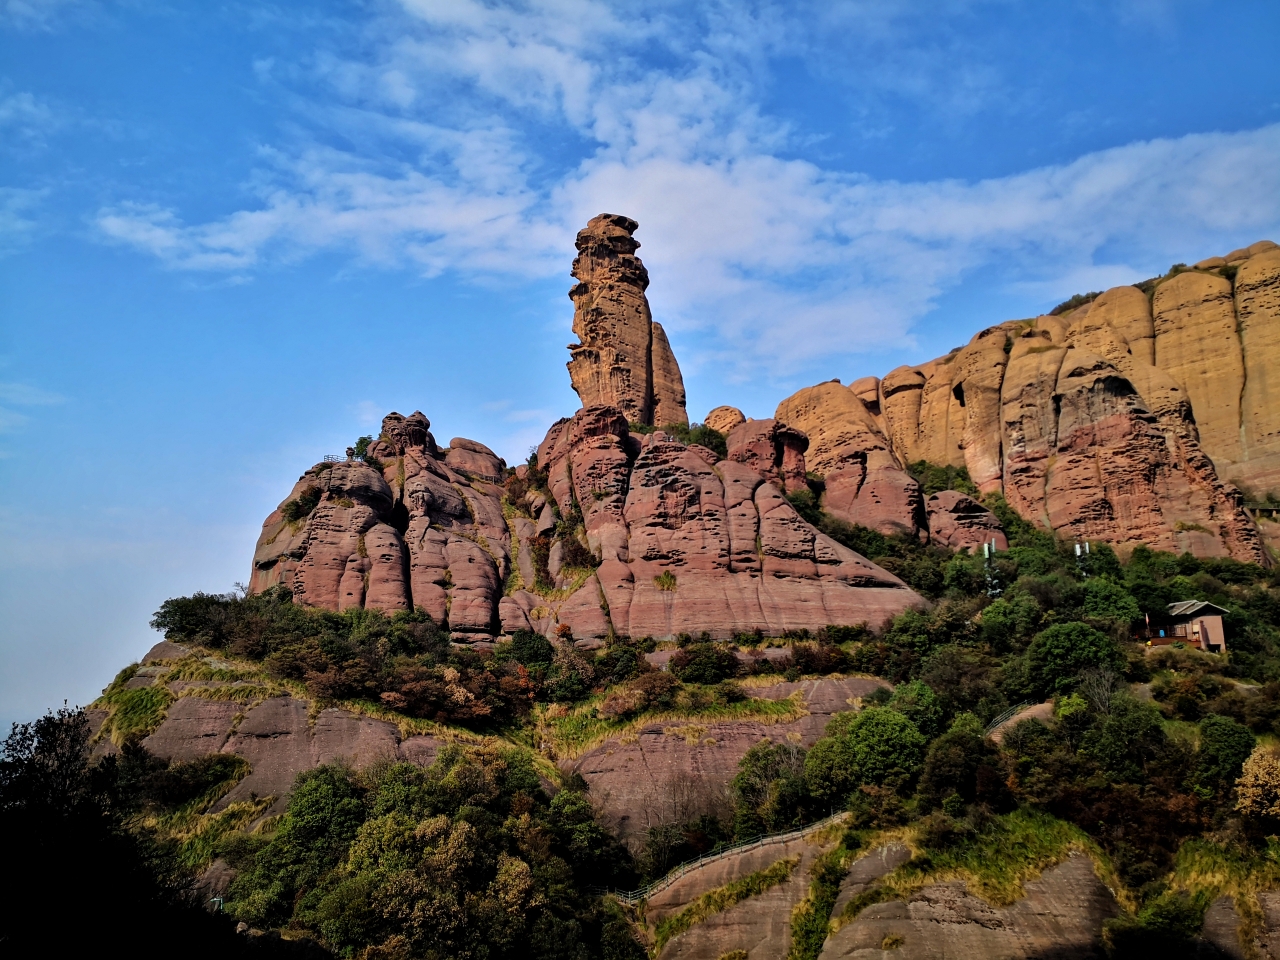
left=566, top=213, right=688, bottom=427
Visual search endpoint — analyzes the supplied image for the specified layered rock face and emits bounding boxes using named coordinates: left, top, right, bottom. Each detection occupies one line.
left=775, top=241, right=1280, bottom=563
left=250, top=214, right=923, bottom=638
left=566, top=213, right=688, bottom=427
left=517, top=407, right=921, bottom=641
left=251, top=411, right=513, bottom=638
left=251, top=404, right=922, bottom=639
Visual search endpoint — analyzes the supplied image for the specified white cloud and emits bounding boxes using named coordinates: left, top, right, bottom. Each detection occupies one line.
left=2, top=0, right=89, bottom=29
left=92, top=0, right=1280, bottom=377
left=0, top=187, right=44, bottom=253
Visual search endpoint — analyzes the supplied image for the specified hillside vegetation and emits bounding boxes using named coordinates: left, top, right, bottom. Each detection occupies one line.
left=17, top=461, right=1280, bottom=956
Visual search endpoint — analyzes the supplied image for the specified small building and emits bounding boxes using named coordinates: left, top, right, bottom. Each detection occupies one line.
left=1136, top=600, right=1229, bottom=653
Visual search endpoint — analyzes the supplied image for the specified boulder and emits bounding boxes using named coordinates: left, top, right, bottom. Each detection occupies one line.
left=704, top=405, right=747, bottom=434
left=444, top=437, right=506, bottom=479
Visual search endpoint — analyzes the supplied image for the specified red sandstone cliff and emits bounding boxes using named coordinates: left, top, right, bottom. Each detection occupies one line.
left=773, top=240, right=1280, bottom=564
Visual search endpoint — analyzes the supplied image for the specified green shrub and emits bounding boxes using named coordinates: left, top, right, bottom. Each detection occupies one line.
left=280, top=485, right=321, bottom=522
left=1026, top=622, right=1124, bottom=696
left=1196, top=714, right=1255, bottom=792
left=670, top=643, right=739, bottom=684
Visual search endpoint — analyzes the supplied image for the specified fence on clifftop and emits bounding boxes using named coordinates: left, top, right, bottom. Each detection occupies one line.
left=594, top=810, right=850, bottom=906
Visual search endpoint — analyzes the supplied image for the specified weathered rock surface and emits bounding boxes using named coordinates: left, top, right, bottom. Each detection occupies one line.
left=820, top=852, right=1118, bottom=960
left=142, top=693, right=441, bottom=813
left=705, top=405, right=747, bottom=435
left=253, top=404, right=922, bottom=642
left=775, top=242, right=1280, bottom=563
left=726, top=418, right=810, bottom=494
left=776, top=382, right=925, bottom=539
left=570, top=677, right=887, bottom=843
left=925, top=490, right=1007, bottom=551
left=654, top=830, right=838, bottom=960
left=565, top=213, right=687, bottom=427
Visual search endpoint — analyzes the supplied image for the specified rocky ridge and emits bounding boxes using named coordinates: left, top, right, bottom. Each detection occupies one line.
left=250, top=214, right=923, bottom=639
left=763, top=240, right=1280, bottom=563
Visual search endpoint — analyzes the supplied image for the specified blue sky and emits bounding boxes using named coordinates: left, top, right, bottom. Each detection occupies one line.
left=2, top=0, right=1279, bottom=725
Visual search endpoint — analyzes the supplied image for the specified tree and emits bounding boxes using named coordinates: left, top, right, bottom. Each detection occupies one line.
left=846, top=709, right=926, bottom=789
left=917, top=714, right=1012, bottom=810
left=669, top=643, right=739, bottom=685
left=886, top=680, right=944, bottom=739
left=1197, top=715, right=1255, bottom=792
left=1082, top=576, right=1141, bottom=625
left=0, top=708, right=283, bottom=958
left=1026, top=622, right=1124, bottom=696
left=1080, top=695, right=1166, bottom=783
left=1237, top=746, right=1280, bottom=824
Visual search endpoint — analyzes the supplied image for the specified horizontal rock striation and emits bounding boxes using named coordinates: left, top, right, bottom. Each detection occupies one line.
left=775, top=241, right=1280, bottom=563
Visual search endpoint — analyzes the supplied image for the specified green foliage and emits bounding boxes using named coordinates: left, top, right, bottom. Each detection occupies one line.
left=1082, top=576, right=1142, bottom=624
left=353, top=435, right=373, bottom=459
left=1049, top=291, right=1102, bottom=315
left=654, top=569, right=678, bottom=591
left=280, top=485, right=321, bottom=523
left=502, top=629, right=555, bottom=668
left=94, top=665, right=175, bottom=745
left=885, top=680, right=944, bottom=739
left=226, top=747, right=635, bottom=958
left=1195, top=714, right=1255, bottom=791
left=832, top=707, right=926, bottom=792
left=917, top=713, right=1012, bottom=810
left=1026, top=622, right=1124, bottom=696
left=733, top=739, right=812, bottom=835
left=660, top=421, right=729, bottom=458
left=1080, top=695, right=1167, bottom=783
left=0, top=707, right=298, bottom=957
left=906, top=461, right=979, bottom=497
left=786, top=844, right=850, bottom=960
left=670, top=643, right=740, bottom=684
left=1104, top=890, right=1207, bottom=957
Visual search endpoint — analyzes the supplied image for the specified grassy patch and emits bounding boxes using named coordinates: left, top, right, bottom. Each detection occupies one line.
left=93, top=666, right=175, bottom=745
left=1169, top=838, right=1280, bottom=947
left=787, top=843, right=855, bottom=960
left=652, top=856, right=799, bottom=955
left=538, top=691, right=807, bottom=760
left=837, top=808, right=1124, bottom=929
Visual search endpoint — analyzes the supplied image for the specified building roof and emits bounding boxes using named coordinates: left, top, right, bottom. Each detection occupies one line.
left=1166, top=600, right=1230, bottom=618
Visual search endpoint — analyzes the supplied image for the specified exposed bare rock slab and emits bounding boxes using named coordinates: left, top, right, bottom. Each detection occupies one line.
left=819, top=852, right=1118, bottom=960
left=572, top=678, right=885, bottom=844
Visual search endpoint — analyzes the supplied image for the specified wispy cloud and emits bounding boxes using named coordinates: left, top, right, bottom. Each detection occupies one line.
left=0, top=380, right=66, bottom=440
left=91, top=0, right=1280, bottom=376
left=2, top=0, right=91, bottom=30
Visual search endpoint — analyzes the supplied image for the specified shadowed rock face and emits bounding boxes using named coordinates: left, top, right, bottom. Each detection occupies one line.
left=566, top=213, right=688, bottom=428
left=773, top=241, right=1280, bottom=564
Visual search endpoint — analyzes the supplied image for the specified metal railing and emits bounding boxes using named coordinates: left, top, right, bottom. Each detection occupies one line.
left=984, top=701, right=1034, bottom=737
left=595, top=810, right=849, bottom=906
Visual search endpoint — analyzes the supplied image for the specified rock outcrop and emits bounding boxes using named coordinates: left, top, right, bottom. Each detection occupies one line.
left=725, top=418, right=810, bottom=494
left=774, top=242, right=1280, bottom=563
left=572, top=677, right=888, bottom=843
left=820, top=852, right=1118, bottom=960
left=250, top=217, right=924, bottom=638
left=566, top=213, right=688, bottom=427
